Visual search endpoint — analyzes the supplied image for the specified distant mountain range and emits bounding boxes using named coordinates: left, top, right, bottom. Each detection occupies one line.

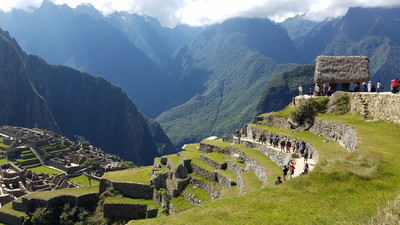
left=1, top=2, right=400, bottom=149
left=0, top=28, right=175, bottom=165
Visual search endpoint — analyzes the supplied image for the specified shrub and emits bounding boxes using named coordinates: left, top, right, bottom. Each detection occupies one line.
left=335, top=93, right=350, bottom=115
left=290, top=97, right=329, bottom=124
left=5, top=147, right=20, bottom=161
left=31, top=208, right=53, bottom=225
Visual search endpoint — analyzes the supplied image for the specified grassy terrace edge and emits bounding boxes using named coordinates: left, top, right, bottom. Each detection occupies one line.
left=134, top=113, right=400, bottom=224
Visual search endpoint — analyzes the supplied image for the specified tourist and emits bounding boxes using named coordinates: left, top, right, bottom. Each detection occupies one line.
left=262, top=134, right=267, bottom=145
left=371, top=83, right=376, bottom=92
left=391, top=78, right=399, bottom=94
left=275, top=135, right=280, bottom=147
left=367, top=81, right=372, bottom=92
left=252, top=133, right=256, bottom=141
left=295, top=140, right=300, bottom=153
left=362, top=82, right=367, bottom=92
left=286, top=140, right=291, bottom=153
left=304, top=148, right=309, bottom=163
left=314, top=83, right=320, bottom=96
left=354, top=83, right=358, bottom=92
left=298, top=85, right=303, bottom=96
left=308, top=87, right=313, bottom=95
left=259, top=133, right=263, bottom=143
left=289, top=161, right=296, bottom=178
left=377, top=81, right=382, bottom=93
left=280, top=139, right=285, bottom=152
left=272, top=135, right=276, bottom=147
left=282, top=165, right=289, bottom=181
left=269, top=134, right=273, bottom=146
left=301, top=163, right=309, bottom=175
left=275, top=176, right=283, bottom=185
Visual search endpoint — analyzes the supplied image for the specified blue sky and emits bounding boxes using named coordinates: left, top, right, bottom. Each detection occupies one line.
left=1, top=0, right=400, bottom=27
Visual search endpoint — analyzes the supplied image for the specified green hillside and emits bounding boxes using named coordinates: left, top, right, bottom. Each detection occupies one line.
left=136, top=113, right=400, bottom=224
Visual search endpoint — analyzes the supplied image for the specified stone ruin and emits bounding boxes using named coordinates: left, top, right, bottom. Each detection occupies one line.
left=0, top=163, right=77, bottom=207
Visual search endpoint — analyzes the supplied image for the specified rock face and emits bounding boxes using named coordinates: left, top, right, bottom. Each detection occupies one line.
left=0, top=28, right=176, bottom=165
left=0, top=30, right=59, bottom=132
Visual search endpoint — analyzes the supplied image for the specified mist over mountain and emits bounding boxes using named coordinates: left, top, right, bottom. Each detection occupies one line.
left=0, top=28, right=175, bottom=165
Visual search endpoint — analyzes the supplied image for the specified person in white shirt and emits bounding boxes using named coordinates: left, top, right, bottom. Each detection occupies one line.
left=298, top=86, right=303, bottom=96
left=367, top=81, right=372, bottom=92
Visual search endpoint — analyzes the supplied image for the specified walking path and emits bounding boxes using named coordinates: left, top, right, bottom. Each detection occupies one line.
left=238, top=136, right=316, bottom=179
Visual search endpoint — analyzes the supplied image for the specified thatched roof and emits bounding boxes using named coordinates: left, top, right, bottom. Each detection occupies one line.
left=314, top=56, right=370, bottom=83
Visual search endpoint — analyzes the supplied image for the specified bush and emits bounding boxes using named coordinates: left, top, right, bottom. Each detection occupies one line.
left=290, top=97, right=329, bottom=124
left=31, top=208, right=53, bottom=225
left=335, top=93, right=350, bottom=115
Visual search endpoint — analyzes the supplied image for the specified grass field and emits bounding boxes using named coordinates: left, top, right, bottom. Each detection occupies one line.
left=101, top=166, right=153, bottom=184
left=24, top=185, right=99, bottom=200
left=134, top=113, right=400, bottom=224
left=29, top=166, right=63, bottom=175
left=69, top=175, right=100, bottom=186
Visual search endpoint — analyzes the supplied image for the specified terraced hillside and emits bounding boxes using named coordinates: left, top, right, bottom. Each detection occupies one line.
left=1, top=94, right=400, bottom=224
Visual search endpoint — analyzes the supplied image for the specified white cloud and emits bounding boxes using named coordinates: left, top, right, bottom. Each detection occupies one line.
left=0, top=0, right=400, bottom=27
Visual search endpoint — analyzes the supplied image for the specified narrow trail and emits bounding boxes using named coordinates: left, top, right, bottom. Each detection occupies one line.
left=238, top=136, right=316, bottom=179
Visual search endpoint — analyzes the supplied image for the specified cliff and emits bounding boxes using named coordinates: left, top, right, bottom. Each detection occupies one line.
left=0, top=28, right=176, bottom=165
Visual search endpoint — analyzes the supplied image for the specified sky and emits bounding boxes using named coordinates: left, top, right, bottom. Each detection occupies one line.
left=0, top=0, right=400, bottom=27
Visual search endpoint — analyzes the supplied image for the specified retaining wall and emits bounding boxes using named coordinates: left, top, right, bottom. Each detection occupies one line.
left=199, top=143, right=230, bottom=155
left=309, top=119, right=357, bottom=152
left=230, top=146, right=268, bottom=184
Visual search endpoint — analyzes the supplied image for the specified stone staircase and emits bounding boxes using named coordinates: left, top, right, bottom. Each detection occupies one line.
left=358, top=95, right=369, bottom=119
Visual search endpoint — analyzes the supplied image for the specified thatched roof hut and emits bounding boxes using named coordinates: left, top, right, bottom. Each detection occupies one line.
left=314, top=56, right=370, bottom=84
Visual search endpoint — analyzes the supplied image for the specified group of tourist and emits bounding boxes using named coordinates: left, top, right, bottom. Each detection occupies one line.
left=298, top=83, right=332, bottom=97
left=276, top=161, right=310, bottom=185
left=358, top=80, right=384, bottom=93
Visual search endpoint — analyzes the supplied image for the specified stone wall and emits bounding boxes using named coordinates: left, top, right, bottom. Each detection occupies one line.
left=103, top=203, right=147, bottom=220
left=199, top=143, right=230, bottom=155
left=199, top=155, right=227, bottom=170
left=309, top=119, right=357, bottom=152
left=190, top=164, right=217, bottom=182
left=257, top=115, right=290, bottom=129
left=230, top=146, right=268, bottom=184
left=0, top=211, right=25, bottom=225
left=350, top=93, right=400, bottom=124
left=190, top=176, right=221, bottom=200
left=99, top=179, right=153, bottom=199
left=226, top=161, right=245, bottom=175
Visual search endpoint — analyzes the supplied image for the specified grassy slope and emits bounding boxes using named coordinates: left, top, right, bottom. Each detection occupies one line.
left=135, top=113, right=400, bottom=224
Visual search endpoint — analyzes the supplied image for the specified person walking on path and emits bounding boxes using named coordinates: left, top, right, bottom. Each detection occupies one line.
left=280, top=139, right=285, bottom=152
left=286, top=140, right=291, bottom=153
left=304, top=148, right=309, bottom=163
left=282, top=165, right=289, bottom=181
left=289, top=161, right=295, bottom=178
